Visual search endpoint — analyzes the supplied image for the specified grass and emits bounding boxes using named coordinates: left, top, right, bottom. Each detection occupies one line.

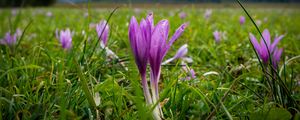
left=0, top=4, right=300, bottom=119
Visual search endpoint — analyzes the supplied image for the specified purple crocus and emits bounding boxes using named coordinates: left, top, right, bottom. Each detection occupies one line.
left=149, top=18, right=187, bottom=119
left=56, top=29, right=72, bottom=50
left=239, top=16, right=245, bottom=25
left=96, top=20, right=109, bottom=46
left=213, top=30, right=221, bottom=43
left=129, top=13, right=187, bottom=119
left=0, top=32, right=17, bottom=46
left=249, top=29, right=284, bottom=68
left=129, top=13, right=153, bottom=105
left=204, top=9, right=212, bottom=19
left=183, top=66, right=196, bottom=80
left=162, top=44, right=192, bottom=65
left=179, top=11, right=187, bottom=19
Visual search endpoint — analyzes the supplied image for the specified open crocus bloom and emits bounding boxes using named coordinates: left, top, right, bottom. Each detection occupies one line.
left=129, top=12, right=187, bottom=119
left=249, top=29, right=284, bottom=68
left=56, top=29, right=72, bottom=50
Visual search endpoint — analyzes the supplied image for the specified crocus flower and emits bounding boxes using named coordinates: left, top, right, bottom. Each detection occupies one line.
left=179, top=11, right=187, bottom=19
left=204, top=9, right=212, bottom=19
left=56, top=29, right=72, bottom=50
left=129, top=12, right=187, bottom=119
left=129, top=13, right=153, bottom=105
left=162, top=44, right=193, bottom=65
left=249, top=29, right=284, bottom=68
left=149, top=18, right=187, bottom=119
left=0, top=32, right=17, bottom=46
left=213, top=30, right=221, bottom=43
left=96, top=20, right=109, bottom=47
left=239, top=16, right=245, bottom=25
left=182, top=65, right=196, bottom=80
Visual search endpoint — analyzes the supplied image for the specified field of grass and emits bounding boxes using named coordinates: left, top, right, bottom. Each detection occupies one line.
left=0, top=4, right=300, bottom=119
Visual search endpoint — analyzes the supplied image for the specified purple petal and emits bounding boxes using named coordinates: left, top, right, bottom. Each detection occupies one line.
left=149, top=20, right=169, bottom=81
left=239, top=16, right=245, bottom=25
left=272, top=48, right=283, bottom=68
left=249, top=33, right=260, bottom=53
left=259, top=39, right=269, bottom=63
left=163, top=23, right=187, bottom=57
left=271, top=35, right=284, bottom=52
left=150, top=20, right=169, bottom=63
left=213, top=30, right=221, bottom=43
left=129, top=16, right=139, bottom=56
left=173, top=44, right=188, bottom=59
left=146, top=12, right=154, bottom=31
left=140, top=18, right=151, bottom=45
left=96, top=20, right=109, bottom=46
left=261, top=29, right=271, bottom=48
left=129, top=16, right=148, bottom=74
left=190, top=69, right=196, bottom=79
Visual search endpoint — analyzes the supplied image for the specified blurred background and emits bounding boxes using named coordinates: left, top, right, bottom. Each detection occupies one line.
left=0, top=0, right=299, bottom=7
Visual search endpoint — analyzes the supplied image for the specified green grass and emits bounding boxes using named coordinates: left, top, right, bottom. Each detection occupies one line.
left=0, top=5, right=300, bottom=119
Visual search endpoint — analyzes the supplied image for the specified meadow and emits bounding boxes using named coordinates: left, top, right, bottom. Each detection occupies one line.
left=0, top=3, right=300, bottom=119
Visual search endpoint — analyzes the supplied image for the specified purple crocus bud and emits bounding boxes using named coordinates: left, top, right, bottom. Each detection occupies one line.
left=96, top=20, right=109, bottom=46
left=149, top=20, right=187, bottom=119
left=0, top=32, right=17, bottom=46
left=56, top=29, right=72, bottom=50
left=179, top=11, right=187, bottom=19
left=213, top=30, right=221, bottom=43
left=129, top=13, right=153, bottom=105
left=249, top=29, right=284, bottom=68
left=204, top=9, right=212, bottom=19
left=239, top=16, right=245, bottom=25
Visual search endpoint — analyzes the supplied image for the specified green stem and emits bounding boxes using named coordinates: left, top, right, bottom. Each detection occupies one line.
left=74, top=60, right=97, bottom=109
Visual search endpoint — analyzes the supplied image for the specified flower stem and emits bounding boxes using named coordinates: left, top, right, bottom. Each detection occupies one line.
left=141, top=74, right=152, bottom=105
